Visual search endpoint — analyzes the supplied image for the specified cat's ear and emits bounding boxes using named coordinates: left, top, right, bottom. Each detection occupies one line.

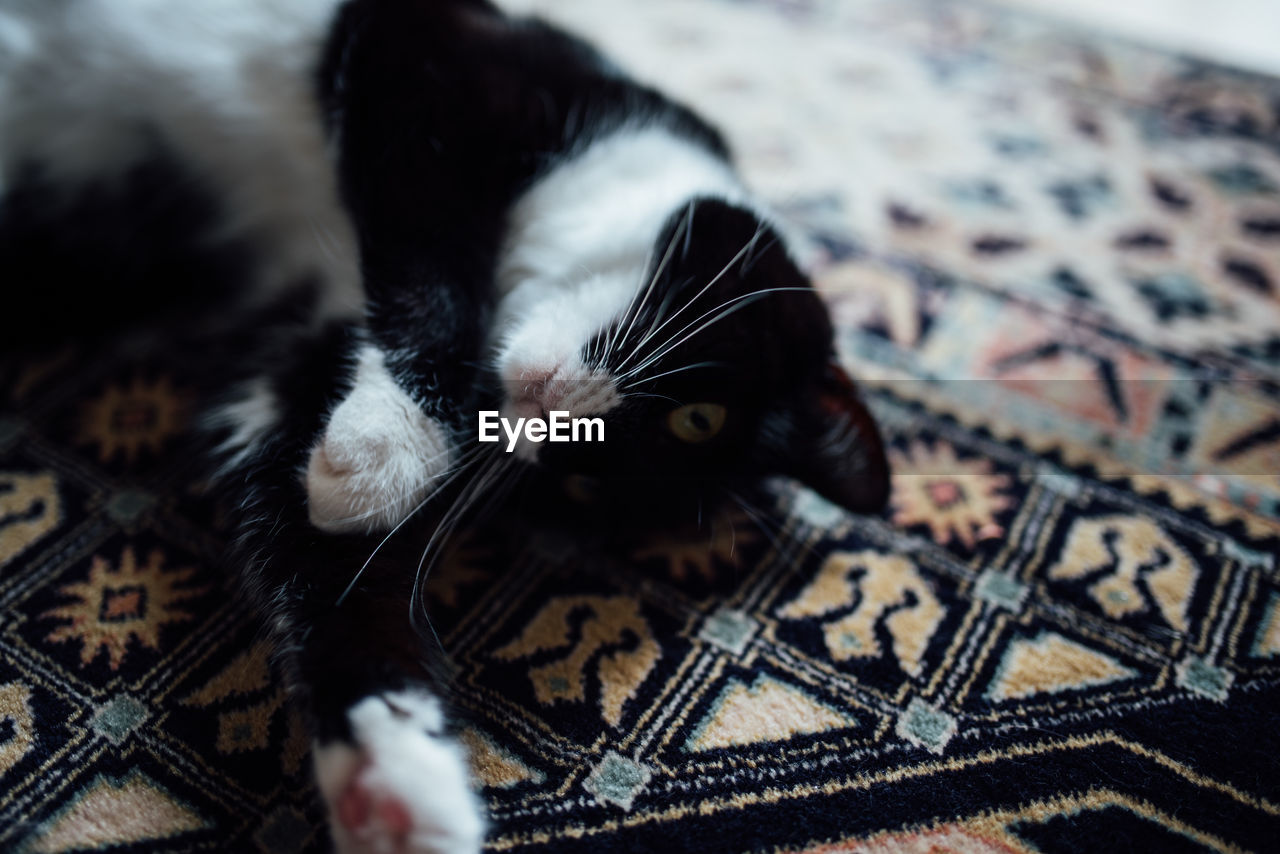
left=773, top=362, right=891, bottom=514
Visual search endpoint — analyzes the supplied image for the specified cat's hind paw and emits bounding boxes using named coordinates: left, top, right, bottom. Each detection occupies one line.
left=314, top=691, right=485, bottom=854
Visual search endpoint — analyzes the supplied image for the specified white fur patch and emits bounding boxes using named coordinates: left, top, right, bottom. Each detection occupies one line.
left=0, top=0, right=362, bottom=320
left=491, top=125, right=748, bottom=414
left=314, top=690, right=484, bottom=854
left=306, top=346, right=451, bottom=534
left=204, top=378, right=281, bottom=477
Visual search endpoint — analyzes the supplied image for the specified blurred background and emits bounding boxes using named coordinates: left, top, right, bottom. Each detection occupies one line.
left=993, top=0, right=1280, bottom=74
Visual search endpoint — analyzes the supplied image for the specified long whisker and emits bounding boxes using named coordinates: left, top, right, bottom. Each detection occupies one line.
left=413, top=454, right=504, bottom=582
left=616, top=287, right=783, bottom=383
left=408, top=454, right=524, bottom=654
left=599, top=204, right=694, bottom=367
left=406, top=453, right=505, bottom=653
left=319, top=442, right=478, bottom=528
left=333, top=494, right=435, bottom=608
left=408, top=452, right=513, bottom=621
left=736, top=233, right=781, bottom=279
left=728, top=487, right=827, bottom=565
left=682, top=198, right=696, bottom=257
left=725, top=489, right=788, bottom=555
left=614, top=225, right=765, bottom=372
left=624, top=392, right=684, bottom=406
left=619, top=285, right=816, bottom=382
left=623, top=360, right=725, bottom=389
left=420, top=459, right=524, bottom=654
left=333, top=443, right=488, bottom=606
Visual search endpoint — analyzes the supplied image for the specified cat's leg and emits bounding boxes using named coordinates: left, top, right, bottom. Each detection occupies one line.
left=302, top=272, right=491, bottom=535
left=201, top=323, right=487, bottom=853
left=204, top=317, right=471, bottom=537
left=297, top=594, right=486, bottom=854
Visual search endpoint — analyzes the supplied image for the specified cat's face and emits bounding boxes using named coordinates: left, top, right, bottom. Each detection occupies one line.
left=492, top=198, right=889, bottom=529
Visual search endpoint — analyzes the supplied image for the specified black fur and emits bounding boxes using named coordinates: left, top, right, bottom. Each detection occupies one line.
left=0, top=0, right=889, bottom=846
left=0, top=144, right=260, bottom=350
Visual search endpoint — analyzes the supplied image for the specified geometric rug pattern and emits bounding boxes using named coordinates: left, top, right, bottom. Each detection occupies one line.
left=2, top=0, right=1278, bottom=850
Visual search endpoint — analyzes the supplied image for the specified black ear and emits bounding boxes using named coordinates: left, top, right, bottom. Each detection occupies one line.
left=777, top=362, right=891, bottom=514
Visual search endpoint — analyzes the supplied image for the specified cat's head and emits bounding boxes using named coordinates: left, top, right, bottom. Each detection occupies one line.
left=490, top=197, right=888, bottom=529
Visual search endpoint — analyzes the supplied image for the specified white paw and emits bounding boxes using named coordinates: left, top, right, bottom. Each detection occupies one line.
left=314, top=691, right=485, bottom=854
left=306, top=346, right=451, bottom=534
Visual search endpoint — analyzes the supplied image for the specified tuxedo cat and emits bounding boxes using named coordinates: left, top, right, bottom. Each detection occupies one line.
left=0, top=0, right=889, bottom=850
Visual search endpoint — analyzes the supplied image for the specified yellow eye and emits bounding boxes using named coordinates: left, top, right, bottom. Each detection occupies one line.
left=666, top=403, right=727, bottom=443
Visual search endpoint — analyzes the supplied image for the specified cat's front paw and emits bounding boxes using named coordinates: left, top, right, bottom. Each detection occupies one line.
left=306, top=346, right=452, bottom=534
left=314, top=691, right=485, bottom=854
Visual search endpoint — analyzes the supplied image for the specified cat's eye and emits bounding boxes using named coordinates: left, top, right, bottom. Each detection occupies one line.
left=666, top=403, right=726, bottom=443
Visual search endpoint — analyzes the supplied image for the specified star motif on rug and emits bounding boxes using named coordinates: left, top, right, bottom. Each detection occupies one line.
left=76, top=375, right=188, bottom=463
left=43, top=547, right=207, bottom=670
left=890, top=441, right=1012, bottom=548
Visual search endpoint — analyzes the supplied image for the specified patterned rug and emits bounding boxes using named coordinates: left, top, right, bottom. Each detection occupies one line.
left=3, top=0, right=1280, bottom=850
